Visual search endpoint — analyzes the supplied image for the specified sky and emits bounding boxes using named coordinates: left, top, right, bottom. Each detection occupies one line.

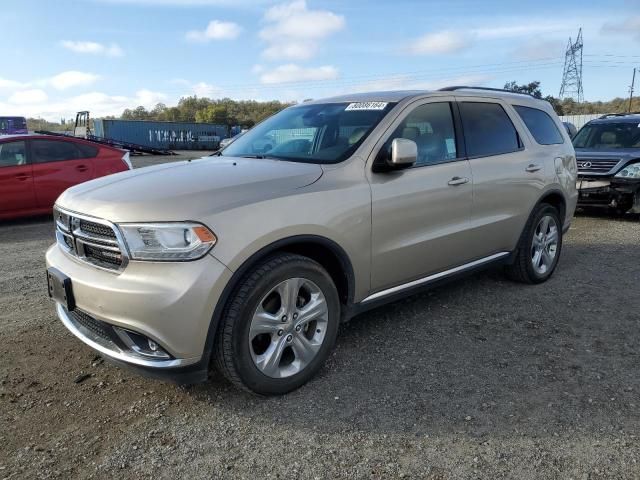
left=1, top=0, right=639, bottom=121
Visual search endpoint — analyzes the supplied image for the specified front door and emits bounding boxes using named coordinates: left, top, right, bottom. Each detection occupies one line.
left=368, top=99, right=474, bottom=293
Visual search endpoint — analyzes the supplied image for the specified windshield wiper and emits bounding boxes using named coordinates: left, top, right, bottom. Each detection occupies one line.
left=240, top=154, right=284, bottom=160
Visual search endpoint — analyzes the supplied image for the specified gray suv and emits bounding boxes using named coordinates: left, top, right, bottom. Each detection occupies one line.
left=573, top=113, right=640, bottom=214
left=46, top=87, right=578, bottom=395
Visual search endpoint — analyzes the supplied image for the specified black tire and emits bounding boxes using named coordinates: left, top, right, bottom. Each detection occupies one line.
left=214, top=253, right=340, bottom=395
left=505, top=203, right=563, bottom=284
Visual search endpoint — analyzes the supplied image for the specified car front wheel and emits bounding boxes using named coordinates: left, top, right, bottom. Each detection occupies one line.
left=214, top=253, right=340, bottom=395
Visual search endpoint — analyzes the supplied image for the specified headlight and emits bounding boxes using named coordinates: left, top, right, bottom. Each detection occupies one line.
left=118, top=222, right=217, bottom=261
left=615, top=162, right=640, bottom=179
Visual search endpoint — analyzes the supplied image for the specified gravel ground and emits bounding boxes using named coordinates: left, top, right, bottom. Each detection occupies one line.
left=1, top=153, right=639, bottom=479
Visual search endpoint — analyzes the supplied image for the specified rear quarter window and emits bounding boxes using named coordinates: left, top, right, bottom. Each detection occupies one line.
left=76, top=143, right=99, bottom=158
left=513, top=105, right=564, bottom=145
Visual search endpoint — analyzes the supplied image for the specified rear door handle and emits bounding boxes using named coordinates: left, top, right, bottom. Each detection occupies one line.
left=15, top=173, right=30, bottom=181
left=448, top=176, right=469, bottom=186
left=525, top=164, right=542, bottom=173
left=76, top=165, right=88, bottom=172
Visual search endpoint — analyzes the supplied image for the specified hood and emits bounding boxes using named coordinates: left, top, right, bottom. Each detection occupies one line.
left=575, top=149, right=640, bottom=162
left=57, top=156, right=323, bottom=222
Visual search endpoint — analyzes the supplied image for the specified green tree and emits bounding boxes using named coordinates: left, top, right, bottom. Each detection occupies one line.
left=504, top=81, right=543, bottom=99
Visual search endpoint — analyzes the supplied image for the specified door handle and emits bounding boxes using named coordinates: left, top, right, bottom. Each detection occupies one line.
left=76, top=165, right=88, bottom=172
left=448, top=176, right=469, bottom=186
left=525, top=164, right=542, bottom=173
left=15, top=173, right=30, bottom=181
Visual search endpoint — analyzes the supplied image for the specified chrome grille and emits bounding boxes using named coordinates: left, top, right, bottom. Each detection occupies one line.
left=54, top=207, right=128, bottom=272
left=576, top=158, right=621, bottom=174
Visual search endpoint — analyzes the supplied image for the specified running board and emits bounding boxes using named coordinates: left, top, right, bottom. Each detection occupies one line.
left=360, top=252, right=510, bottom=304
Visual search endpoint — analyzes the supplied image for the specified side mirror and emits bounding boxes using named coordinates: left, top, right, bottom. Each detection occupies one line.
left=389, top=138, right=417, bottom=168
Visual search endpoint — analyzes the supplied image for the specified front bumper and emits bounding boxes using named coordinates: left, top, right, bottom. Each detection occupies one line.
left=46, top=243, right=233, bottom=377
left=576, top=177, right=640, bottom=212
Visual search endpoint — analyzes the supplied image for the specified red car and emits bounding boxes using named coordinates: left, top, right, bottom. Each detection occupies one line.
left=0, top=134, right=132, bottom=220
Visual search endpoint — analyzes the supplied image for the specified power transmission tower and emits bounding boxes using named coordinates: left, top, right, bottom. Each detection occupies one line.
left=559, top=28, right=584, bottom=102
left=629, top=68, right=636, bottom=113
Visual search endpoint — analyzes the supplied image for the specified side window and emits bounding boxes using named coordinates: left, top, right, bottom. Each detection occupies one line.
left=31, top=140, right=81, bottom=164
left=386, top=102, right=458, bottom=167
left=459, top=102, right=521, bottom=157
left=513, top=105, right=564, bottom=145
left=0, top=141, right=27, bottom=167
left=76, top=143, right=99, bottom=158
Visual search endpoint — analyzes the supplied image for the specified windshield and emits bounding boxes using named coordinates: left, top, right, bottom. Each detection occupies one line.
left=573, top=122, right=640, bottom=149
left=221, top=102, right=396, bottom=164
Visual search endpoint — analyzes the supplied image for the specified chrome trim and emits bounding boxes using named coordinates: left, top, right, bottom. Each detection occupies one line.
left=360, top=252, right=510, bottom=304
left=113, top=326, right=172, bottom=360
left=56, top=303, right=199, bottom=368
left=54, top=205, right=130, bottom=273
left=71, top=226, right=119, bottom=246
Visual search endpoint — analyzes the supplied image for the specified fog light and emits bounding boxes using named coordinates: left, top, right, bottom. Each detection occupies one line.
left=113, top=327, right=171, bottom=360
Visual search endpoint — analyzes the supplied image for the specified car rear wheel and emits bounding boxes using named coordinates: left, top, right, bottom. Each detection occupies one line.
left=505, top=203, right=563, bottom=284
left=214, top=253, right=340, bottom=395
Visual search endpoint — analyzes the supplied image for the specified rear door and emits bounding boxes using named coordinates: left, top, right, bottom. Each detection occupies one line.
left=368, top=98, right=474, bottom=292
left=0, top=140, right=36, bottom=216
left=30, top=138, right=95, bottom=208
left=456, top=98, right=548, bottom=257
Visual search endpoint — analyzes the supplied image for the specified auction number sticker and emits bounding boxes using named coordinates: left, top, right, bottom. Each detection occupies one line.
left=345, top=102, right=388, bottom=111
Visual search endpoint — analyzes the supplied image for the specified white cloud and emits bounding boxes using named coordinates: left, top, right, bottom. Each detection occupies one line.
left=0, top=89, right=168, bottom=121
left=8, top=89, right=48, bottom=105
left=192, top=82, right=222, bottom=97
left=474, top=23, right=567, bottom=40
left=408, top=30, right=471, bottom=55
left=407, top=22, right=570, bottom=56
left=170, top=79, right=223, bottom=97
left=601, top=16, right=640, bottom=41
left=514, top=39, right=566, bottom=61
left=186, top=20, right=242, bottom=42
left=61, top=40, right=124, bottom=57
left=95, top=0, right=264, bottom=5
left=49, top=71, right=100, bottom=90
left=350, top=74, right=494, bottom=93
left=0, top=77, right=25, bottom=89
left=259, top=0, right=345, bottom=60
left=260, top=64, right=339, bottom=84
left=134, top=89, right=168, bottom=105
left=263, top=43, right=317, bottom=61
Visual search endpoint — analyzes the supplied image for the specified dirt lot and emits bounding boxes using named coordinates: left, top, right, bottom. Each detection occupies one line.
left=1, top=153, right=639, bottom=479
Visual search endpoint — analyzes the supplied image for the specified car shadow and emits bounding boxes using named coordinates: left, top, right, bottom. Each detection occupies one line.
left=189, top=237, right=640, bottom=438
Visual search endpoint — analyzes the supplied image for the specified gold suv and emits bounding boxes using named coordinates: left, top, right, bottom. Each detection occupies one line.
left=46, top=87, right=578, bottom=395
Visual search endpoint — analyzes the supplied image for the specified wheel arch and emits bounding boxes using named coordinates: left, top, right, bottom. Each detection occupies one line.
left=202, top=235, right=356, bottom=369
left=536, top=189, right=567, bottom=226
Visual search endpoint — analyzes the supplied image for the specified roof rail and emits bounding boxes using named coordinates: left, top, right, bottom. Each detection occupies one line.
left=597, top=112, right=640, bottom=119
left=438, top=86, right=536, bottom=98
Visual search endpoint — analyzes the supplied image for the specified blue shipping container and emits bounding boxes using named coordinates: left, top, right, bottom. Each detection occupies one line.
left=93, top=119, right=229, bottom=150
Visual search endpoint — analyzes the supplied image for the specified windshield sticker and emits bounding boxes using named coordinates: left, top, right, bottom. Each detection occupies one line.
left=345, top=102, right=388, bottom=111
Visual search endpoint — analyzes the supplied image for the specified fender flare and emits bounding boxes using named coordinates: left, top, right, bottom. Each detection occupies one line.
left=200, top=234, right=356, bottom=367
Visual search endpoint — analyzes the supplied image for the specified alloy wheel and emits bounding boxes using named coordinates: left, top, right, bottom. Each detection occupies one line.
left=530, top=215, right=559, bottom=275
left=248, top=277, right=328, bottom=378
